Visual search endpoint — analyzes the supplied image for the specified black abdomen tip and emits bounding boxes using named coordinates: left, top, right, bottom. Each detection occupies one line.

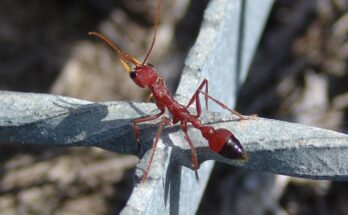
left=207, top=128, right=247, bottom=160
left=219, top=134, right=247, bottom=160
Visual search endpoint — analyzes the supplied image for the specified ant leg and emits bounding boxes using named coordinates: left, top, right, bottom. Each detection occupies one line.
left=181, top=123, right=199, bottom=180
left=146, top=93, right=153, bottom=103
left=133, top=109, right=165, bottom=152
left=162, top=117, right=174, bottom=127
left=186, top=79, right=253, bottom=120
left=186, top=79, right=209, bottom=118
left=141, top=117, right=165, bottom=182
left=198, top=91, right=254, bottom=120
left=141, top=116, right=172, bottom=182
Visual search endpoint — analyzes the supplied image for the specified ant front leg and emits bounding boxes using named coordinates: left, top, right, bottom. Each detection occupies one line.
left=186, top=79, right=209, bottom=118
left=141, top=116, right=173, bottom=182
left=133, top=109, right=165, bottom=152
left=180, top=122, right=199, bottom=180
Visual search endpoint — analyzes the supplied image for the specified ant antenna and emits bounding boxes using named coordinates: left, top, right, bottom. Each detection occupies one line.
left=142, top=0, right=162, bottom=65
left=88, top=32, right=141, bottom=66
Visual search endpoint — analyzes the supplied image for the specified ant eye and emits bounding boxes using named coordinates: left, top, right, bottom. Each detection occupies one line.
left=130, top=71, right=137, bottom=79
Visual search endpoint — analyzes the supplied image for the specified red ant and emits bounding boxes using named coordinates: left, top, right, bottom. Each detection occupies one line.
left=89, top=0, right=249, bottom=181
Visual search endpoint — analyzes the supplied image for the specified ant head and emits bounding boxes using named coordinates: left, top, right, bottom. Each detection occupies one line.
left=88, top=32, right=159, bottom=88
left=89, top=0, right=162, bottom=88
left=129, top=64, right=159, bottom=88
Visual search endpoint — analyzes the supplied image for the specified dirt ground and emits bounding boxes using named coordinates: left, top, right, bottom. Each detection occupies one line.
left=0, top=0, right=348, bottom=214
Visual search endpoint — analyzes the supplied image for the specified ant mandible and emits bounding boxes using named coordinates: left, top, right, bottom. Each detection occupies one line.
left=89, top=0, right=249, bottom=182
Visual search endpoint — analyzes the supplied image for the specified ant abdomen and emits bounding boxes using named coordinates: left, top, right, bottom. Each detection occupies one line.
left=201, top=127, right=247, bottom=160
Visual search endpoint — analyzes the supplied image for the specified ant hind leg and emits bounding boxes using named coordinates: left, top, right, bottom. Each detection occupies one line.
left=185, top=79, right=255, bottom=120
left=198, top=91, right=256, bottom=120
left=186, top=79, right=209, bottom=118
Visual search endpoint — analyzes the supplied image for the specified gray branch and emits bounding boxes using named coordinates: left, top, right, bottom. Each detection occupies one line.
left=1, top=91, right=348, bottom=181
